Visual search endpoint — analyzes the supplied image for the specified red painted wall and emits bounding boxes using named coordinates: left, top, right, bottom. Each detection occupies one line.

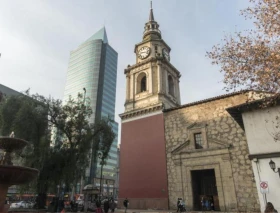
left=119, top=113, right=168, bottom=199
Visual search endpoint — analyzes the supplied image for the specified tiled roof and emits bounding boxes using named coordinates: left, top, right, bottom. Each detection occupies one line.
left=0, top=84, right=21, bottom=96
left=164, top=90, right=261, bottom=112
left=226, top=94, right=280, bottom=130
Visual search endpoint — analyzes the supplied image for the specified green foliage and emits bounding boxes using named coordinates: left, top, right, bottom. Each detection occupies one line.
left=0, top=92, right=116, bottom=196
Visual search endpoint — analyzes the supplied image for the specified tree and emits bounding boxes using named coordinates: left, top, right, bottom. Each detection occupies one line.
left=206, top=0, right=280, bottom=94
left=0, top=92, right=115, bottom=208
left=37, top=93, right=115, bottom=186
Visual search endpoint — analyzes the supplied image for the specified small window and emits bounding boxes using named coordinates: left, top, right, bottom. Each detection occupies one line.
left=155, top=45, right=158, bottom=52
left=194, top=133, right=203, bottom=149
left=141, top=76, right=146, bottom=92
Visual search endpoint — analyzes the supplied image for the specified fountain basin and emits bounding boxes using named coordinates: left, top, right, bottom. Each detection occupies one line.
left=0, top=165, right=39, bottom=186
left=0, top=137, right=28, bottom=152
left=0, top=137, right=39, bottom=213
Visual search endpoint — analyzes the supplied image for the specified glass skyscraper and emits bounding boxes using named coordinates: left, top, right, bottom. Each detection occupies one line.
left=63, top=27, right=118, bottom=194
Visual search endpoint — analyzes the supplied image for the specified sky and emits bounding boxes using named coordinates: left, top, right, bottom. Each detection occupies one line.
left=0, top=0, right=254, bottom=137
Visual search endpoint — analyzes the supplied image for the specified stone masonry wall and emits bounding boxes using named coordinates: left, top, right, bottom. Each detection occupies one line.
left=164, top=93, right=260, bottom=212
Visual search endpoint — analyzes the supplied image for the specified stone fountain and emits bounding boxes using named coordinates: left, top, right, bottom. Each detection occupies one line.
left=0, top=136, right=39, bottom=212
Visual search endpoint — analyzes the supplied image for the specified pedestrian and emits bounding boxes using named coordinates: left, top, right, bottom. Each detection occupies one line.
left=265, top=202, right=278, bottom=213
left=123, top=198, right=129, bottom=213
left=109, top=198, right=117, bottom=212
left=180, top=200, right=186, bottom=212
left=205, top=197, right=210, bottom=211
left=58, top=199, right=65, bottom=213
left=104, top=198, right=110, bottom=213
left=177, top=198, right=181, bottom=212
left=210, top=198, right=214, bottom=211
left=96, top=200, right=103, bottom=213
left=201, top=196, right=205, bottom=211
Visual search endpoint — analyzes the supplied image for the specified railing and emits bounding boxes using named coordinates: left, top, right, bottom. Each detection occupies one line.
left=143, top=28, right=161, bottom=36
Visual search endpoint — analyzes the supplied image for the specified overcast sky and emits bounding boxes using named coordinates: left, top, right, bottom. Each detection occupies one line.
left=0, top=0, right=253, bottom=135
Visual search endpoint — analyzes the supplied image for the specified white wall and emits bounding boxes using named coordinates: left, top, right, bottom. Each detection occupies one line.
left=243, top=106, right=280, bottom=155
left=242, top=106, right=280, bottom=212
left=251, top=158, right=280, bottom=212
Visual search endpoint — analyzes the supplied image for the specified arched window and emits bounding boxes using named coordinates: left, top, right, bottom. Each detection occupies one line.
left=168, top=75, right=175, bottom=96
left=141, top=76, right=146, bottom=92
left=137, top=72, right=147, bottom=93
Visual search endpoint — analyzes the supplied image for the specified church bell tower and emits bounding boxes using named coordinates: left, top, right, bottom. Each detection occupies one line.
left=121, top=2, right=181, bottom=120
left=118, top=2, right=181, bottom=209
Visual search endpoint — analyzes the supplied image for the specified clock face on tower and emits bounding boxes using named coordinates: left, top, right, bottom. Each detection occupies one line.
left=162, top=48, right=170, bottom=61
left=138, top=46, right=151, bottom=59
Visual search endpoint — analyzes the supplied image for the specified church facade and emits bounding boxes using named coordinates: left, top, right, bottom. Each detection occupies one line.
left=118, top=3, right=260, bottom=212
left=164, top=92, right=260, bottom=211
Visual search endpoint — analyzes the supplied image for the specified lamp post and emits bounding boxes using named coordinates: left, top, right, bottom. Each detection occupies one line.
left=269, top=159, right=280, bottom=177
left=83, top=88, right=86, bottom=103
left=76, top=182, right=81, bottom=194
left=57, top=185, right=60, bottom=198
left=56, top=185, right=60, bottom=213
left=98, top=152, right=105, bottom=200
left=62, top=184, right=65, bottom=199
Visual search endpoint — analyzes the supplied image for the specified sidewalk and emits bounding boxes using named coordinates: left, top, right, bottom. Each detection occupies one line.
left=116, top=209, right=175, bottom=213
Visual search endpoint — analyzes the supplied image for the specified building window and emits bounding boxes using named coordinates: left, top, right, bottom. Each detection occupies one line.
left=137, top=72, right=147, bottom=93
left=141, top=76, right=146, bottom=92
left=168, top=75, right=175, bottom=96
left=194, top=133, right=203, bottom=149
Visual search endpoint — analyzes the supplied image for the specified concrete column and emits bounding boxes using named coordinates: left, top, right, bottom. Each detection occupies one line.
left=149, top=64, right=153, bottom=93
left=132, top=74, right=136, bottom=98
left=177, top=79, right=181, bottom=104
left=157, top=61, right=162, bottom=93
left=165, top=69, right=169, bottom=95
left=174, top=79, right=179, bottom=100
left=130, top=73, right=134, bottom=99
left=126, top=75, right=130, bottom=100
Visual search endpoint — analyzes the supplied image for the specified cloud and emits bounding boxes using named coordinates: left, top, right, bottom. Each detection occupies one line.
left=0, top=0, right=255, bottom=137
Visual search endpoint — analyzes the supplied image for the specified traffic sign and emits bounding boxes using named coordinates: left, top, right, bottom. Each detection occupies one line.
left=260, top=181, right=269, bottom=194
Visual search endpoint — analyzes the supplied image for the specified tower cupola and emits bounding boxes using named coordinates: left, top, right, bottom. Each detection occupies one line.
left=143, top=1, right=161, bottom=40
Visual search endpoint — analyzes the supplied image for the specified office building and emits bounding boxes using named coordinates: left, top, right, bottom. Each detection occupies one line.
left=63, top=27, right=119, bottom=195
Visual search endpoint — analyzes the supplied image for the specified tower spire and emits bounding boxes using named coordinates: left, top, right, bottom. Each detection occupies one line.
left=149, top=1, right=154, bottom=21
left=143, top=1, right=161, bottom=40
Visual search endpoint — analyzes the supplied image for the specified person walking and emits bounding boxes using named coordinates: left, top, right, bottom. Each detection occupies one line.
left=201, top=196, right=205, bottom=211
left=205, top=197, right=210, bottom=211
left=123, top=198, right=129, bottom=213
left=210, top=197, right=214, bottom=211
left=265, top=202, right=278, bottom=213
left=104, top=198, right=110, bottom=213
left=96, top=200, right=103, bottom=213
left=177, top=198, right=181, bottom=212
left=109, top=199, right=117, bottom=212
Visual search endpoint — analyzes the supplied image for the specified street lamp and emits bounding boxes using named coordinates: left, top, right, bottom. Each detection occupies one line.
left=56, top=185, right=61, bottom=213
left=83, top=88, right=86, bottom=103
left=98, top=151, right=105, bottom=200
left=62, top=184, right=66, bottom=199
left=76, top=182, right=81, bottom=194
left=57, top=185, right=60, bottom=197
left=269, top=159, right=280, bottom=177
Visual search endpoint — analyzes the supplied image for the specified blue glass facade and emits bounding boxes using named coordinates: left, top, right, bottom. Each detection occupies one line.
left=63, top=27, right=118, bottom=185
